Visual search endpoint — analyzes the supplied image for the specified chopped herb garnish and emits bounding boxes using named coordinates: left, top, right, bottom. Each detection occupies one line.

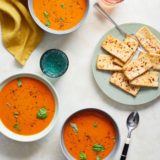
left=70, top=123, right=78, bottom=135
left=17, top=79, right=22, bottom=87
left=79, top=152, right=87, bottom=160
left=13, top=123, right=20, bottom=130
left=60, top=18, right=64, bottom=22
left=37, top=107, right=47, bottom=119
left=97, top=155, right=102, bottom=160
left=45, top=21, right=51, bottom=27
left=44, top=11, right=49, bottom=19
left=13, top=123, right=21, bottom=132
left=93, top=123, right=97, bottom=127
left=92, top=144, right=105, bottom=152
left=7, top=103, right=11, bottom=107
left=113, top=138, right=116, bottom=142
left=14, top=113, right=19, bottom=118
left=61, top=3, right=65, bottom=8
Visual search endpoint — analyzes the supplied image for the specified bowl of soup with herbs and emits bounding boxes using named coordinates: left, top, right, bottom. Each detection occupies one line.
left=28, top=0, right=90, bottom=34
left=0, top=73, right=59, bottom=142
left=60, top=108, right=120, bottom=160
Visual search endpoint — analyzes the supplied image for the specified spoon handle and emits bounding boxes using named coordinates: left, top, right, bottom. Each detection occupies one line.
left=93, top=3, right=127, bottom=36
left=120, top=138, right=130, bottom=160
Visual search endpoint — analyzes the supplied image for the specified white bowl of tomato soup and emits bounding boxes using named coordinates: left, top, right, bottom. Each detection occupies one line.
left=28, top=0, right=90, bottom=34
left=60, top=108, right=120, bottom=160
left=0, top=73, right=60, bottom=142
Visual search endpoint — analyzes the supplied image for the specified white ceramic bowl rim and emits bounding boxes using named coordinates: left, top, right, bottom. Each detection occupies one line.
left=60, top=108, right=121, bottom=160
left=28, top=0, right=90, bottom=34
left=0, top=72, right=60, bottom=142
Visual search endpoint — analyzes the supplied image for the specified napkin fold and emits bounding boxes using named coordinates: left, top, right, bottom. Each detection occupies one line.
left=0, top=0, right=44, bottom=65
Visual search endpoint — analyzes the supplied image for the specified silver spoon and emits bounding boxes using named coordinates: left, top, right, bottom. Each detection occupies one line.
left=94, top=3, right=144, bottom=51
left=120, top=112, right=140, bottom=160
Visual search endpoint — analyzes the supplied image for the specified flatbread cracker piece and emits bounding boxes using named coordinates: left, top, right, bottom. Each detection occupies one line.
left=136, top=26, right=160, bottom=54
left=101, top=35, right=134, bottom=63
left=110, top=72, right=140, bottom=96
left=97, top=54, right=122, bottom=71
left=130, top=71, right=159, bottom=87
left=123, top=53, right=152, bottom=80
left=113, top=58, right=124, bottom=67
left=139, top=52, right=160, bottom=70
left=113, top=37, right=139, bottom=67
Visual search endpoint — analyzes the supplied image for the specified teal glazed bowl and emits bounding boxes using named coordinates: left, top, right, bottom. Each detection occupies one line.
left=60, top=108, right=120, bottom=160
left=40, top=49, right=69, bottom=78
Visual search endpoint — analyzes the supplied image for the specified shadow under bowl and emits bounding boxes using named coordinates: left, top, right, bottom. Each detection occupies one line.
left=60, top=108, right=120, bottom=160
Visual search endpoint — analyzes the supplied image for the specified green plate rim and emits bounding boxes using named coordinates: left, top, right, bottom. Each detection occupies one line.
left=92, top=23, right=160, bottom=105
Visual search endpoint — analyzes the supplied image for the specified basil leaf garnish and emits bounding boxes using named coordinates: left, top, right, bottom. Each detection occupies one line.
left=70, top=123, right=78, bottom=134
left=93, top=123, right=97, bottom=127
left=44, top=11, right=49, bottom=19
left=113, top=138, right=116, bottom=142
left=92, top=144, right=105, bottom=152
left=60, top=18, right=64, bottom=22
left=13, top=123, right=20, bottom=129
left=79, top=152, right=87, bottom=160
left=17, top=79, right=22, bottom=87
left=14, top=113, right=19, bottom=118
left=7, top=103, right=11, bottom=107
left=97, top=155, right=102, bottom=160
left=45, top=21, right=51, bottom=27
left=37, top=107, right=47, bottom=119
left=61, top=4, right=65, bottom=8
left=13, top=123, right=21, bottom=132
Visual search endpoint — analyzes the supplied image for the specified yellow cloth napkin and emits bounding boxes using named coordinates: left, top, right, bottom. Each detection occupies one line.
left=0, top=0, right=44, bottom=65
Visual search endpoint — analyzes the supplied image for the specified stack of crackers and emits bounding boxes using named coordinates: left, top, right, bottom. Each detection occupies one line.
left=96, top=27, right=159, bottom=96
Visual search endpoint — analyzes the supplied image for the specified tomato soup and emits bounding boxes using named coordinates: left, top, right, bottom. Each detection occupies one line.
left=33, top=0, right=87, bottom=31
left=0, top=78, right=55, bottom=135
left=64, top=110, right=116, bottom=160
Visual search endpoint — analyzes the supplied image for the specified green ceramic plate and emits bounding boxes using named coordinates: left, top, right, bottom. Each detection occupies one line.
left=92, top=23, right=160, bottom=105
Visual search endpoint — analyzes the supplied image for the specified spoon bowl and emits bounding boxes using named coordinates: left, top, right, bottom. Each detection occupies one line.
left=127, top=111, right=139, bottom=130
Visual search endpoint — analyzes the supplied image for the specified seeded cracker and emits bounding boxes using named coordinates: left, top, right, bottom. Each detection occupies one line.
left=110, top=72, right=140, bottom=96
left=139, top=52, right=160, bottom=70
left=101, top=35, right=134, bottom=63
left=97, top=54, right=122, bottom=71
left=130, top=71, right=159, bottom=87
left=123, top=53, right=152, bottom=80
left=136, top=26, right=160, bottom=54
left=113, top=37, right=139, bottom=67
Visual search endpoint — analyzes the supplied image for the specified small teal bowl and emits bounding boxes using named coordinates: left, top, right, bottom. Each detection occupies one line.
left=40, top=49, right=69, bottom=78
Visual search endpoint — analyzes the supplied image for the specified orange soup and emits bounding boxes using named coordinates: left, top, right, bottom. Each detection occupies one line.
left=64, top=110, right=116, bottom=160
left=33, top=0, right=87, bottom=31
left=0, top=78, right=55, bottom=135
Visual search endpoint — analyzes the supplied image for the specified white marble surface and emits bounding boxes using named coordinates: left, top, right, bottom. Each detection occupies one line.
left=1, top=0, right=160, bottom=159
